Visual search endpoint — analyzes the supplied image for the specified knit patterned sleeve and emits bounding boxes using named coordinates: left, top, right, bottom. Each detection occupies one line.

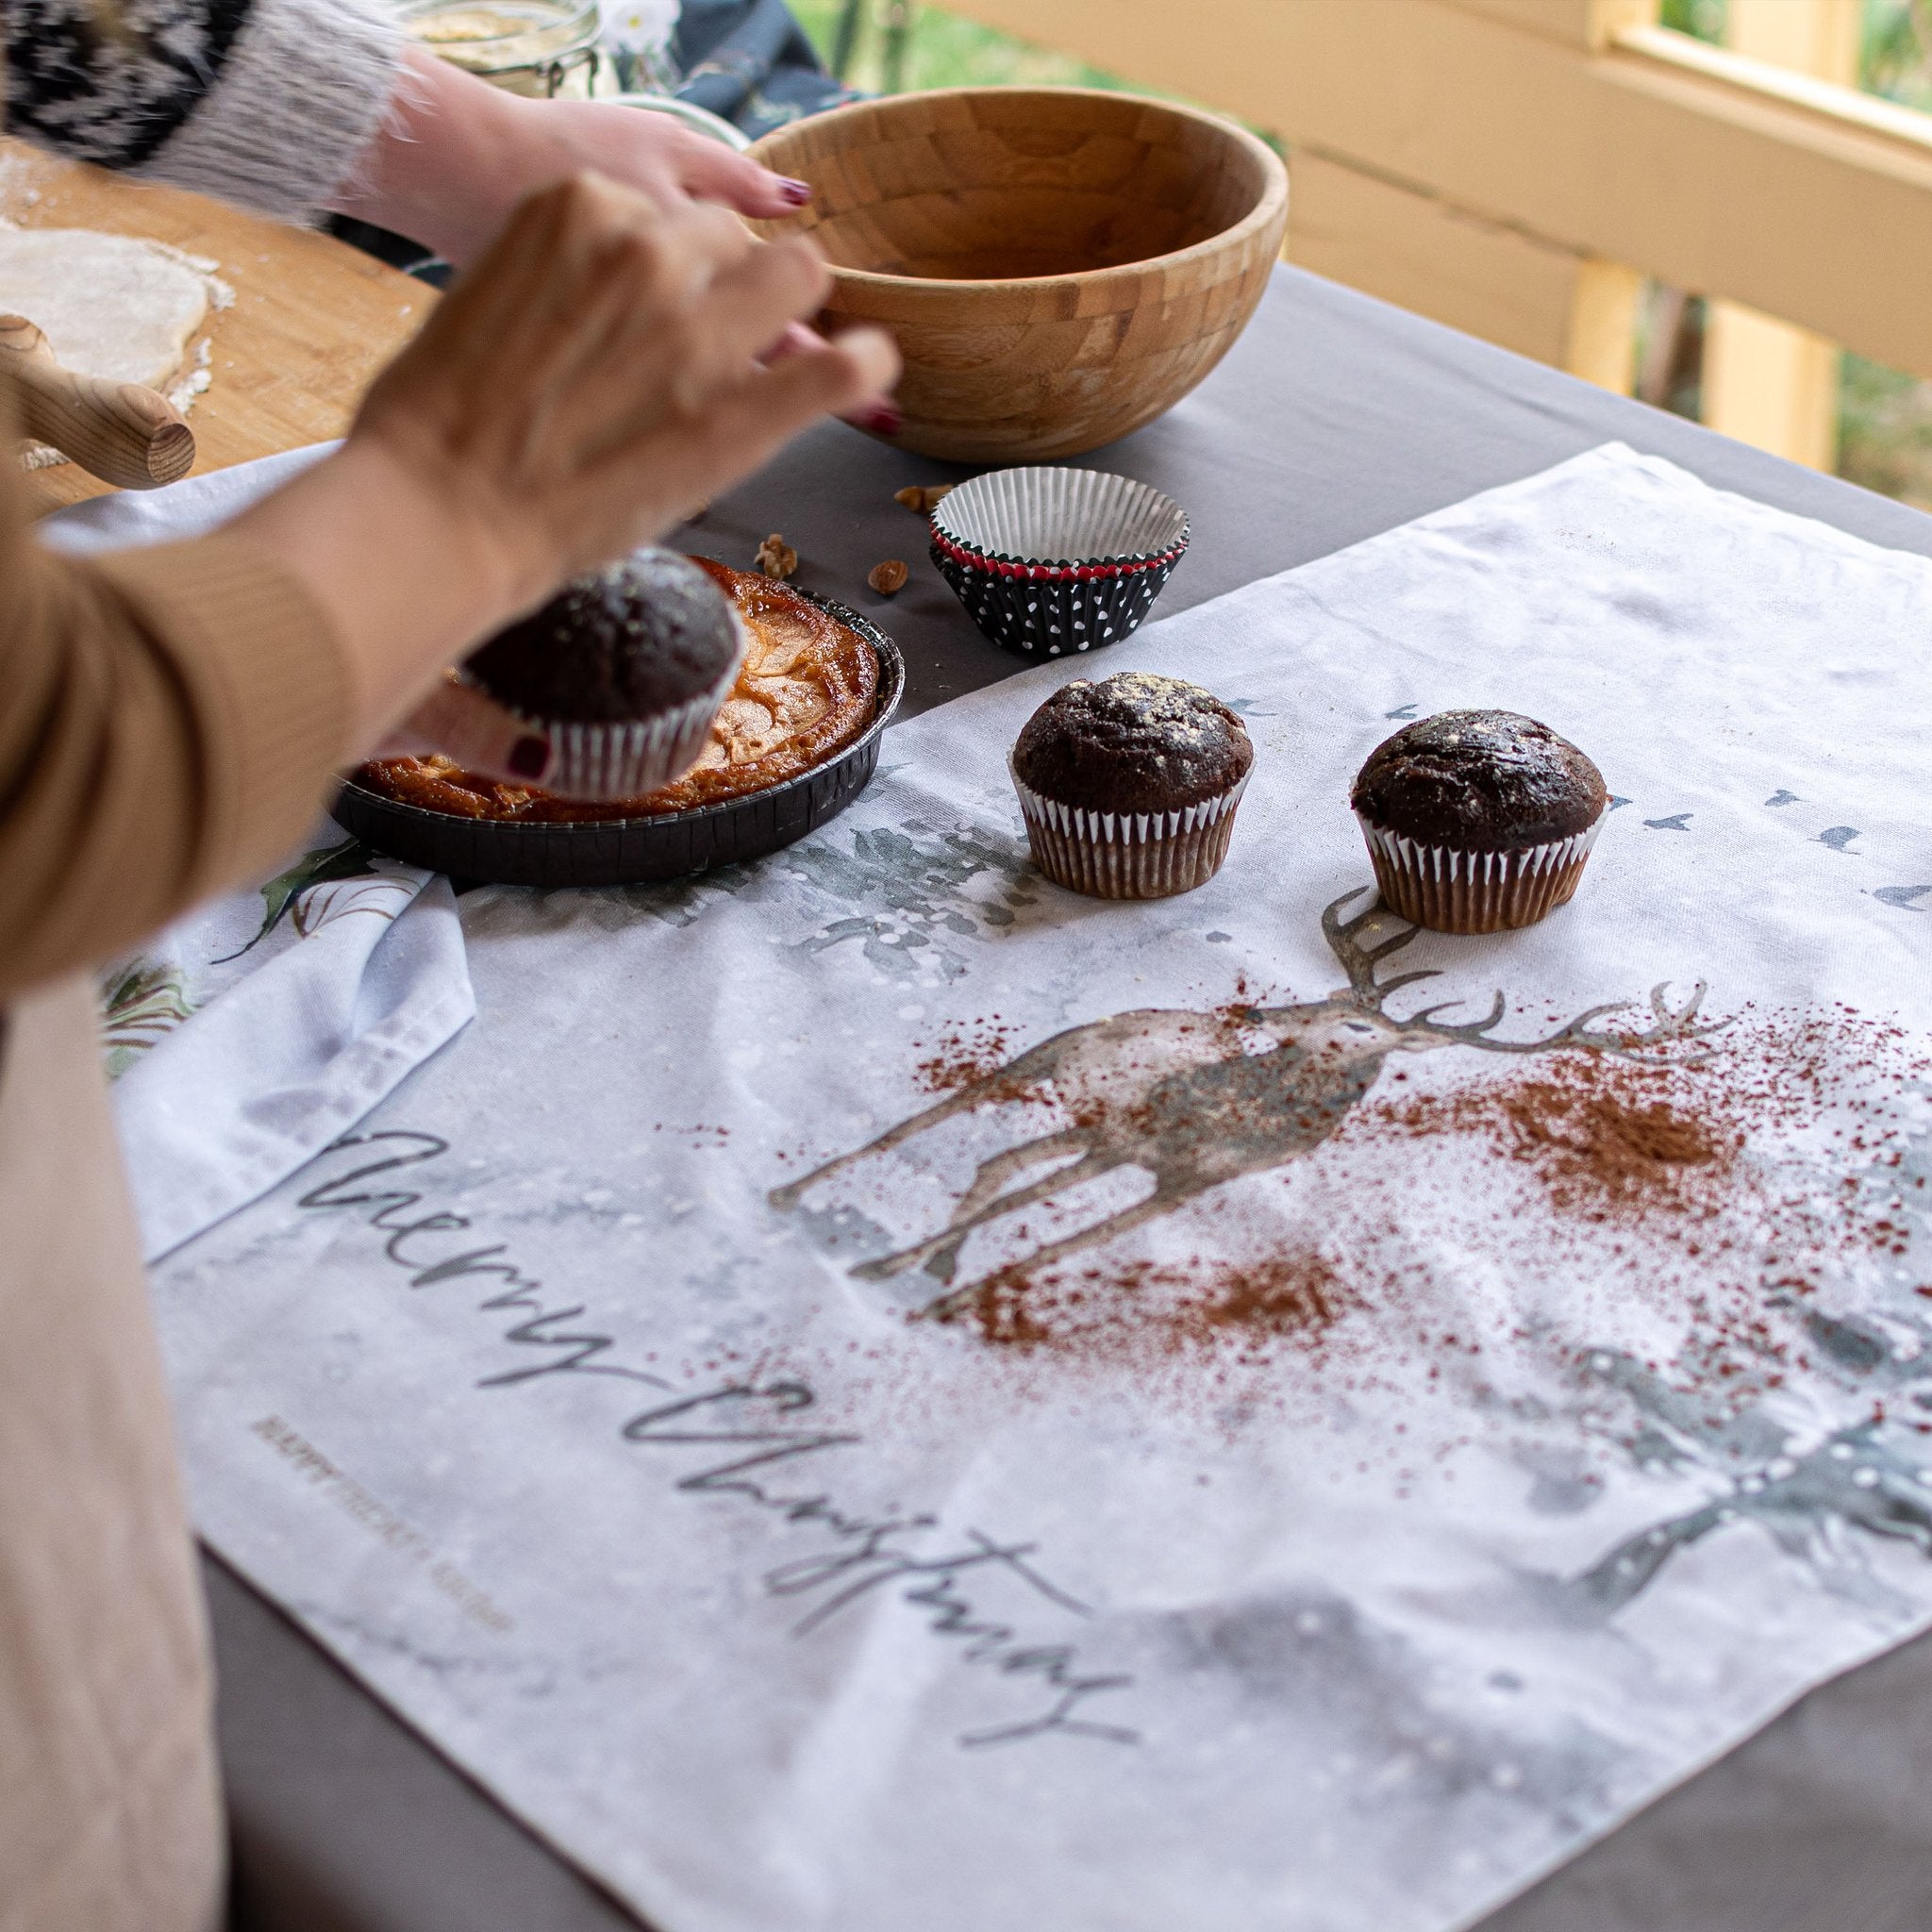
left=3, top=0, right=406, bottom=223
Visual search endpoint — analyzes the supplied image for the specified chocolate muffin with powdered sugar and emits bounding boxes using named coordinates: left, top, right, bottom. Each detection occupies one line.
left=1009, top=672, right=1254, bottom=899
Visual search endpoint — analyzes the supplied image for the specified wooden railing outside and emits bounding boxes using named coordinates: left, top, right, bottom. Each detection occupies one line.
left=939, top=0, right=1932, bottom=470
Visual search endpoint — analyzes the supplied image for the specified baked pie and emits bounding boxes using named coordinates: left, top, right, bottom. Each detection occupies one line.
left=355, top=558, right=879, bottom=823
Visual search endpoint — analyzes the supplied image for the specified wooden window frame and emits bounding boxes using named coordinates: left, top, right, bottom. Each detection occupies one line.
left=941, top=0, right=1932, bottom=382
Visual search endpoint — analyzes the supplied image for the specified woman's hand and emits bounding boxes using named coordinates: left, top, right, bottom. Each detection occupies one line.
left=331, top=47, right=806, bottom=266
left=328, top=49, right=901, bottom=436
left=229, top=173, right=898, bottom=782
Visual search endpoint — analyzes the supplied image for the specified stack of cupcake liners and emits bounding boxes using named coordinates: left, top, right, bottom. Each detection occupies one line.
left=930, top=466, right=1190, bottom=658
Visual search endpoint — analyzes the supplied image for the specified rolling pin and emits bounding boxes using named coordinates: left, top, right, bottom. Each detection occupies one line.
left=0, top=312, right=195, bottom=489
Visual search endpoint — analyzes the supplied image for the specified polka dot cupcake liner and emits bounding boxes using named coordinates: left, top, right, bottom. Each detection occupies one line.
left=929, top=466, right=1189, bottom=659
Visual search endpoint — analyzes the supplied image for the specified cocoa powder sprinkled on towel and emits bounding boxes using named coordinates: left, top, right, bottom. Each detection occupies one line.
left=934, top=1250, right=1347, bottom=1362
left=816, top=1007, right=1928, bottom=1432
left=916, top=1017, right=1017, bottom=1094
left=1376, top=1056, right=1740, bottom=1224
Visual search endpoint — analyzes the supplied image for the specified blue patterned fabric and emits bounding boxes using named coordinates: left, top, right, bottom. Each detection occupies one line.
left=671, top=0, right=859, bottom=138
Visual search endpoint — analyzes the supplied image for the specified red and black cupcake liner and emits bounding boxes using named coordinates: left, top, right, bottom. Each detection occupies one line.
left=931, top=466, right=1189, bottom=659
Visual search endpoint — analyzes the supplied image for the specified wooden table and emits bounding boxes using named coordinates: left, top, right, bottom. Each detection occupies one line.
left=0, top=141, right=431, bottom=512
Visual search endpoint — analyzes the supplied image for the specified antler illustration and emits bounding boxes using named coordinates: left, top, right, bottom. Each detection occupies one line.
left=1321, top=887, right=1724, bottom=1060
left=1319, top=888, right=1441, bottom=1008
left=1403, top=979, right=1724, bottom=1061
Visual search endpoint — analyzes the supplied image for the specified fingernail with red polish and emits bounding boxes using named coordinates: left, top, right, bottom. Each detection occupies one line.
left=508, top=735, right=551, bottom=780
left=859, top=402, right=903, bottom=435
left=779, top=178, right=812, bottom=207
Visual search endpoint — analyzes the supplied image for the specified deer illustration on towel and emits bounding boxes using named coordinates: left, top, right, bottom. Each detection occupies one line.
left=770, top=890, right=1719, bottom=1314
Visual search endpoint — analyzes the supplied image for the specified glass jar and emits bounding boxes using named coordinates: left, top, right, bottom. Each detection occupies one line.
left=399, top=0, right=602, bottom=98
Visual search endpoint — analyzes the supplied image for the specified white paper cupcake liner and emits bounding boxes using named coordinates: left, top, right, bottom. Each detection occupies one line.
left=490, top=610, right=746, bottom=803
left=930, top=466, right=1190, bottom=658
left=1012, top=764, right=1249, bottom=899
left=935, top=466, right=1190, bottom=564
left=1355, top=813, right=1604, bottom=934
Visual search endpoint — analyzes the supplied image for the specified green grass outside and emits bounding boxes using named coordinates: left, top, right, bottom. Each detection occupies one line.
left=789, top=0, right=1130, bottom=96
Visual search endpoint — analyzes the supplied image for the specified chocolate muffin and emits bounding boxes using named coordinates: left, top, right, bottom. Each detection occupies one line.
left=462, top=549, right=743, bottom=800
left=1350, top=708, right=1607, bottom=934
left=1009, top=672, right=1254, bottom=899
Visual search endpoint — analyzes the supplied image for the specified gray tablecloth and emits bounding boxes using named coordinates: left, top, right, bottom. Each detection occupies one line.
left=213, top=263, right=1932, bottom=1932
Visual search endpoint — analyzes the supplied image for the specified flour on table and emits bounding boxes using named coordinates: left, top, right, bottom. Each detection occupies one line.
left=0, top=223, right=232, bottom=468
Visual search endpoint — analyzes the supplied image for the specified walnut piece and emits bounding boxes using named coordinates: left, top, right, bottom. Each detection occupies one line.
left=867, top=558, right=909, bottom=595
left=756, top=533, right=798, bottom=579
left=893, top=484, right=954, bottom=514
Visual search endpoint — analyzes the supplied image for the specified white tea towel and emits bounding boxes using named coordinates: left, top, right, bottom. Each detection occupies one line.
left=44, top=449, right=474, bottom=1258
left=148, top=445, right=1932, bottom=1932
left=36, top=440, right=336, bottom=555
left=102, top=832, right=474, bottom=1259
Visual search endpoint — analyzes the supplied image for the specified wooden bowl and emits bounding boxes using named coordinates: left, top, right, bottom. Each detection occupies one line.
left=747, top=88, right=1288, bottom=463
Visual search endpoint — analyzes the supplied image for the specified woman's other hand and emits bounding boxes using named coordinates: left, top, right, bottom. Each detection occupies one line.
left=330, top=46, right=808, bottom=266
left=329, top=52, right=902, bottom=441
left=229, top=173, right=898, bottom=784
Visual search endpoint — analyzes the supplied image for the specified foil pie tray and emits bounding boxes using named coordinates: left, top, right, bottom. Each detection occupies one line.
left=331, top=595, right=903, bottom=888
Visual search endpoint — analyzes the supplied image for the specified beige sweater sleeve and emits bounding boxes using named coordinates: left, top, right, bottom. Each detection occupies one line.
left=0, top=405, right=353, bottom=1001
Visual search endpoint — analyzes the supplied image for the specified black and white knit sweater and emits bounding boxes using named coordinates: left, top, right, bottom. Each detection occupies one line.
left=2, top=0, right=404, bottom=221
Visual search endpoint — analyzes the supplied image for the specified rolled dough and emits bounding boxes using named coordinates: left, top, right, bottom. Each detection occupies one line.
left=0, top=224, right=219, bottom=391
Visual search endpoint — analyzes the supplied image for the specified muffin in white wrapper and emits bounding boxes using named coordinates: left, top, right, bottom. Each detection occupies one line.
left=494, top=626, right=743, bottom=801
left=461, top=549, right=745, bottom=803
left=1355, top=816, right=1603, bottom=935
left=1015, top=764, right=1250, bottom=899
left=1008, top=672, right=1254, bottom=900
left=1348, top=709, right=1608, bottom=935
